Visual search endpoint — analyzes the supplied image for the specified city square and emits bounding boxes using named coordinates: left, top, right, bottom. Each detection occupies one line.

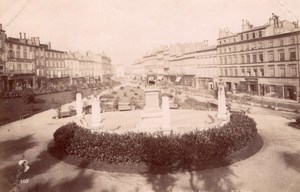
left=1, top=0, right=300, bottom=192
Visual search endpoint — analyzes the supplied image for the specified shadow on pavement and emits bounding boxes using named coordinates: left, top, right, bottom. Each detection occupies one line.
left=140, top=133, right=263, bottom=192
left=0, top=134, right=37, bottom=160
left=280, top=151, right=300, bottom=173
left=27, top=163, right=95, bottom=192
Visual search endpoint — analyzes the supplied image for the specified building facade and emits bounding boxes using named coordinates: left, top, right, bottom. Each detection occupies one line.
left=5, top=34, right=36, bottom=91
left=0, top=24, right=6, bottom=91
left=218, top=14, right=300, bottom=101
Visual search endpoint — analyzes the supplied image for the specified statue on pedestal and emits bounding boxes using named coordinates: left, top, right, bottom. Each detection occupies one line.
left=217, top=78, right=228, bottom=121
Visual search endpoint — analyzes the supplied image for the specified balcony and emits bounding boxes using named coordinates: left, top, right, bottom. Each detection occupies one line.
left=6, top=69, right=35, bottom=75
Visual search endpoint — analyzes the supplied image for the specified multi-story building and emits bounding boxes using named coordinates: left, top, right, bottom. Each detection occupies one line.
left=131, top=42, right=218, bottom=89
left=100, top=52, right=112, bottom=82
left=44, top=45, right=68, bottom=88
left=0, top=24, right=6, bottom=91
left=5, top=33, right=36, bottom=91
left=65, top=51, right=112, bottom=85
left=218, top=13, right=300, bottom=101
left=195, top=45, right=218, bottom=90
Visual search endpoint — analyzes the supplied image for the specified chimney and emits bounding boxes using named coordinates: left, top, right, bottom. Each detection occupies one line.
left=24, top=33, right=26, bottom=39
left=48, top=42, right=51, bottom=49
left=19, top=32, right=22, bottom=39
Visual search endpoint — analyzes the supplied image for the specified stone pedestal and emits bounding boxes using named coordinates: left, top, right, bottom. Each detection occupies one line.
left=162, top=96, right=170, bottom=130
left=76, top=92, right=83, bottom=119
left=90, top=95, right=102, bottom=129
left=137, top=87, right=163, bottom=132
left=217, top=81, right=227, bottom=120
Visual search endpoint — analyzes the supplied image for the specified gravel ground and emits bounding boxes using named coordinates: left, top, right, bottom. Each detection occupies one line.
left=0, top=96, right=300, bottom=192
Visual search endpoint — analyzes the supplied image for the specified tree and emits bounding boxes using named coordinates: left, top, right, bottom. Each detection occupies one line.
left=22, top=88, right=35, bottom=112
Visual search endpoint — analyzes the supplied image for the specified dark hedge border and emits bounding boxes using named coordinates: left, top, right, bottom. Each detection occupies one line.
left=53, top=113, right=257, bottom=167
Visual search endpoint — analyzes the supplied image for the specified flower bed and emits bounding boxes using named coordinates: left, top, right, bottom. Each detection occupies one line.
left=53, top=113, right=257, bottom=167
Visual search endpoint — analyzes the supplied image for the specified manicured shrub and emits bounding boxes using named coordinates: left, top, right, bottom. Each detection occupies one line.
left=53, top=113, right=257, bottom=167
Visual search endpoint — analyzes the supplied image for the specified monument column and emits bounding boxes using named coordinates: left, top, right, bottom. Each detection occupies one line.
left=76, top=92, right=83, bottom=119
left=91, top=94, right=102, bottom=129
left=162, top=96, right=170, bottom=129
left=217, top=78, right=227, bottom=120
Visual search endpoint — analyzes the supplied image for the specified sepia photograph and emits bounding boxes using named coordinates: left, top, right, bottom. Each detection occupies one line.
left=0, top=0, right=300, bottom=191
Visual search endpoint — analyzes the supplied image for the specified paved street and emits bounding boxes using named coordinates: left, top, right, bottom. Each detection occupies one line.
left=0, top=103, right=300, bottom=192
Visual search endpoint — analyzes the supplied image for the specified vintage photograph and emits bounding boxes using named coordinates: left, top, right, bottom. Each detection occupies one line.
left=0, top=0, right=300, bottom=191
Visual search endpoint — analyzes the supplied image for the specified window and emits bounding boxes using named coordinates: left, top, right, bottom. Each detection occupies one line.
left=278, top=50, right=285, bottom=61
left=16, top=50, right=20, bottom=58
left=259, top=67, right=264, bottom=76
left=253, top=68, right=257, bottom=76
left=9, top=50, right=14, bottom=58
left=259, top=31, right=262, bottom=37
left=233, top=55, right=237, bottom=63
left=252, top=43, right=256, bottom=49
left=240, top=55, right=245, bottom=63
left=246, top=54, right=250, bottom=63
left=234, top=69, right=238, bottom=76
left=253, top=54, right=257, bottom=63
left=289, top=48, right=296, bottom=60
left=290, top=37, right=295, bottom=44
left=220, top=57, right=223, bottom=64
left=241, top=68, right=245, bottom=76
left=246, top=34, right=249, bottom=40
left=241, top=34, right=243, bottom=41
left=279, top=39, right=284, bottom=46
left=270, top=40, right=273, bottom=47
left=224, top=57, right=227, bottom=64
left=278, top=66, right=285, bottom=77
left=252, top=32, right=255, bottom=38
left=270, top=85, right=275, bottom=93
left=246, top=68, right=251, bottom=76
left=268, top=66, right=275, bottom=76
left=259, top=52, right=264, bottom=62
left=288, top=65, right=297, bottom=77
left=268, top=51, right=274, bottom=62
left=225, top=69, right=228, bottom=76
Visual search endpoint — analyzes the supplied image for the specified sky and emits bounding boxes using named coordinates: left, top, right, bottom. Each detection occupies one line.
left=0, top=0, right=300, bottom=65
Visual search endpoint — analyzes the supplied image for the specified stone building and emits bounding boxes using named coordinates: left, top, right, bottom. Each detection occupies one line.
left=4, top=33, right=36, bottom=91
left=44, top=45, right=68, bottom=88
left=218, top=13, right=300, bottom=101
left=0, top=24, right=6, bottom=91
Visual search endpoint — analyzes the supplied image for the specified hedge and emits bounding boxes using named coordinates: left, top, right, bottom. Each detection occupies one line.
left=53, top=113, right=257, bottom=167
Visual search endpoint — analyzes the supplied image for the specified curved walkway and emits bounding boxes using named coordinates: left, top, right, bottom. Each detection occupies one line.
left=0, top=105, right=300, bottom=192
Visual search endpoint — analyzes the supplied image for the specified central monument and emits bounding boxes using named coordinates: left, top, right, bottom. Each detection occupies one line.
left=136, top=71, right=164, bottom=132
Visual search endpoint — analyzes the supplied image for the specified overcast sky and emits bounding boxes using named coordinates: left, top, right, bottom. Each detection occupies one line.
left=1, top=0, right=300, bottom=65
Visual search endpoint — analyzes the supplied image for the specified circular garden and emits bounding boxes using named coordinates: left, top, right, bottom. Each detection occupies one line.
left=51, top=112, right=260, bottom=172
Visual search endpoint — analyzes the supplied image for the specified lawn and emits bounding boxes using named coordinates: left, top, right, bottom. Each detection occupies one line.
left=0, top=89, right=93, bottom=127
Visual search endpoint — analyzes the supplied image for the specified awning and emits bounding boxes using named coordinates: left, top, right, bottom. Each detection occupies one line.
left=175, top=76, right=182, bottom=83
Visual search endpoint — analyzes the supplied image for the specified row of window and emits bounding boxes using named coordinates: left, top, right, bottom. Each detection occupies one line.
left=220, top=49, right=296, bottom=64
left=220, top=64, right=297, bottom=77
left=219, top=30, right=264, bottom=45
left=45, top=60, right=65, bottom=68
left=219, top=36, right=296, bottom=54
left=6, top=62, right=34, bottom=72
